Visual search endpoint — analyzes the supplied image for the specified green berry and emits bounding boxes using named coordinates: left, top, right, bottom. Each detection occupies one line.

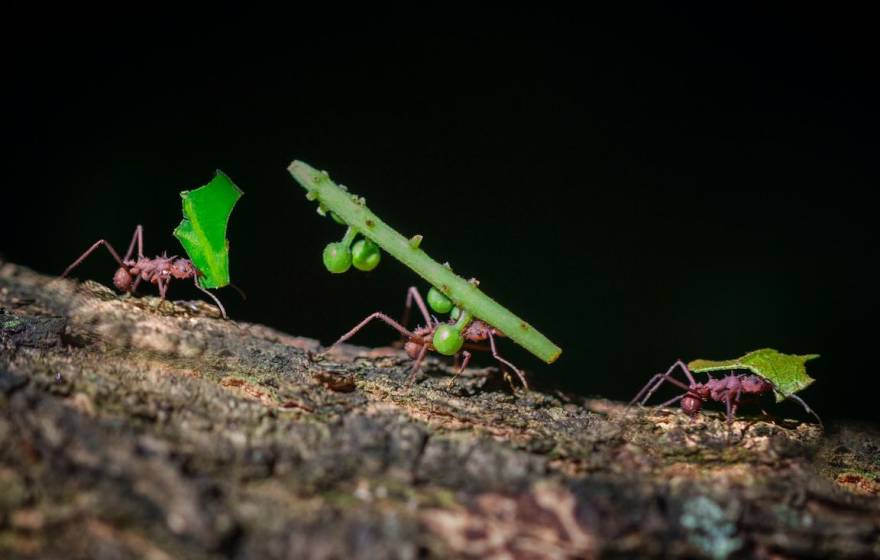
left=323, top=242, right=352, bottom=273
left=433, top=324, right=464, bottom=356
left=351, top=239, right=381, bottom=271
left=427, top=287, right=453, bottom=314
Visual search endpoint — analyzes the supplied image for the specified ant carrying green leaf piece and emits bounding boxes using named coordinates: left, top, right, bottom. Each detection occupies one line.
left=62, top=171, right=243, bottom=318
left=288, top=160, right=561, bottom=388
left=631, top=348, right=822, bottom=425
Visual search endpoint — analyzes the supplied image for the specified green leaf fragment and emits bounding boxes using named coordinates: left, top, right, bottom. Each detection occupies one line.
left=173, top=170, right=243, bottom=289
left=689, top=348, right=818, bottom=402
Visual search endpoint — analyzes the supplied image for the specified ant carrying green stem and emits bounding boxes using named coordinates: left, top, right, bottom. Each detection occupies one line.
left=330, top=286, right=527, bottom=389
left=289, top=160, right=562, bottom=368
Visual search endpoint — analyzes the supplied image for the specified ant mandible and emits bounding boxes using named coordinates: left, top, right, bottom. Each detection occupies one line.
left=61, top=224, right=229, bottom=318
left=630, top=360, right=822, bottom=426
left=331, top=286, right=527, bottom=389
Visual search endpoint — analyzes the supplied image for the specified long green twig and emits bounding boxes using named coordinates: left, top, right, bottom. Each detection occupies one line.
left=288, top=160, right=562, bottom=364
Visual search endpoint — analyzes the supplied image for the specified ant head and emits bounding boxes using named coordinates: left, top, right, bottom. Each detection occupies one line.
left=741, top=375, right=769, bottom=393
left=171, top=259, right=196, bottom=279
left=113, top=267, right=132, bottom=292
left=681, top=394, right=703, bottom=416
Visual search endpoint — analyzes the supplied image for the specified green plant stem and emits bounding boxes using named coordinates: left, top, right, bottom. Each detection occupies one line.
left=341, top=226, right=358, bottom=246
left=288, top=160, right=562, bottom=364
left=453, top=309, right=473, bottom=332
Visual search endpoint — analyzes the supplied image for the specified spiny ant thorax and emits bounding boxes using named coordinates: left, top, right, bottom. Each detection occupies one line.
left=680, top=373, right=773, bottom=416
left=115, top=257, right=197, bottom=291
left=702, top=373, right=772, bottom=396
left=463, top=320, right=499, bottom=342
left=403, top=319, right=505, bottom=359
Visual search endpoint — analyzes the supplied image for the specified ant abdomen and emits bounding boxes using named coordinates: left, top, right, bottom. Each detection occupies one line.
left=404, top=341, right=423, bottom=359
left=681, top=394, right=703, bottom=416
left=113, top=267, right=133, bottom=292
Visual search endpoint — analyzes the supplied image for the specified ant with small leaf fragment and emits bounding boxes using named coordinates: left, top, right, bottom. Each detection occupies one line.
left=630, top=360, right=822, bottom=426
left=331, top=286, right=527, bottom=389
left=61, top=225, right=230, bottom=318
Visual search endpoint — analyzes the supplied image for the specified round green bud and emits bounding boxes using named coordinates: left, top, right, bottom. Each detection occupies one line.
left=351, top=239, right=381, bottom=271
left=449, top=306, right=462, bottom=321
left=322, top=242, right=352, bottom=273
left=432, top=324, right=464, bottom=356
left=427, top=287, right=454, bottom=314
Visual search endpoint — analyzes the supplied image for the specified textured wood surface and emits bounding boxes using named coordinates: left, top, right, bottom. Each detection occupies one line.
left=1, top=261, right=878, bottom=559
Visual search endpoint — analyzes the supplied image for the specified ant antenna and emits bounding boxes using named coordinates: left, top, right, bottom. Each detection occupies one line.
left=229, top=283, right=247, bottom=301
left=193, top=280, right=228, bottom=319
left=787, top=394, right=824, bottom=428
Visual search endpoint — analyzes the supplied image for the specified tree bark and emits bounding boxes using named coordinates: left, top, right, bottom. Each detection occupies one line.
left=1, top=261, right=878, bottom=559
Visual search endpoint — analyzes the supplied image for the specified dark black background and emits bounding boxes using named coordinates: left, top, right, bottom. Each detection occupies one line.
left=3, top=7, right=877, bottom=421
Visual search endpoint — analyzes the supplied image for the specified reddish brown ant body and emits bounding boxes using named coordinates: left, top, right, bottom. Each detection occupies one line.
left=631, top=360, right=822, bottom=425
left=332, top=287, right=527, bottom=389
left=62, top=225, right=229, bottom=318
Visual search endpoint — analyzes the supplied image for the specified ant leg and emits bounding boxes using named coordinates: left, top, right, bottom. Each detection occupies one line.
left=158, top=277, right=168, bottom=300
left=333, top=313, right=417, bottom=347
left=404, top=344, right=429, bottom=387
left=488, top=331, right=528, bottom=390
left=130, top=276, right=142, bottom=294
left=631, top=374, right=673, bottom=406
left=786, top=394, right=824, bottom=427
left=123, top=225, right=144, bottom=261
left=401, top=287, right=432, bottom=330
left=724, top=391, right=736, bottom=424
left=61, top=239, right=125, bottom=278
left=192, top=278, right=228, bottom=319
left=630, top=360, right=695, bottom=406
left=459, top=350, right=472, bottom=374
left=657, top=393, right=686, bottom=408
left=630, top=360, right=696, bottom=406
left=446, top=350, right=472, bottom=388
left=149, top=277, right=167, bottom=314
left=721, top=390, right=745, bottom=442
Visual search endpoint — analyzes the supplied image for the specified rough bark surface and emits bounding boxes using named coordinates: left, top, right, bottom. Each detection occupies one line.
left=1, top=261, right=878, bottom=559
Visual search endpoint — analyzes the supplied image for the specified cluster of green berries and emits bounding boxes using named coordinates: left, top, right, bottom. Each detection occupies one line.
left=318, top=204, right=475, bottom=357
left=322, top=213, right=382, bottom=274
left=425, top=286, right=473, bottom=356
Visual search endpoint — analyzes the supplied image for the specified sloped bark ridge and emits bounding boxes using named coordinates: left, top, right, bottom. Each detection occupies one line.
left=1, top=262, right=878, bottom=559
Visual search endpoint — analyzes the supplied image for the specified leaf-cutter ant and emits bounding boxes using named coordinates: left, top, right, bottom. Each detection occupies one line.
left=331, top=286, right=527, bottom=389
left=61, top=225, right=229, bottom=318
left=630, top=360, right=822, bottom=426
